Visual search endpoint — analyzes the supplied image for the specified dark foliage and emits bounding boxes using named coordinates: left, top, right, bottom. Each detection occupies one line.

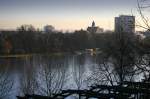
left=0, top=29, right=112, bottom=54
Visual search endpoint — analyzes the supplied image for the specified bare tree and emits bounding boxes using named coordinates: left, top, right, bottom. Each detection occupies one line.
left=0, top=65, right=13, bottom=98
left=136, top=0, right=150, bottom=82
left=19, top=57, right=38, bottom=95
left=136, top=54, right=150, bottom=81
left=17, top=24, right=36, bottom=32
left=88, top=32, right=141, bottom=86
left=73, top=65, right=85, bottom=90
left=38, top=57, right=67, bottom=97
left=88, top=59, right=119, bottom=86
left=72, top=56, right=87, bottom=99
left=112, top=33, right=137, bottom=82
left=137, top=0, right=150, bottom=29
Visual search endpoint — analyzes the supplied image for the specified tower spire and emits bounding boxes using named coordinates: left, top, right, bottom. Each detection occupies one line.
left=92, top=21, right=95, bottom=27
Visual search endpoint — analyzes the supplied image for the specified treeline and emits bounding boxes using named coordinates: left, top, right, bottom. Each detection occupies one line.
left=0, top=25, right=113, bottom=54
left=0, top=25, right=149, bottom=54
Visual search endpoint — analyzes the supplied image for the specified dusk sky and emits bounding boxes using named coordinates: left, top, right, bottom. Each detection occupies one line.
left=0, top=0, right=144, bottom=31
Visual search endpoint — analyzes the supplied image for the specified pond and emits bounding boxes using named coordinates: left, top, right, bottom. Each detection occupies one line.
left=0, top=53, right=142, bottom=99
left=0, top=53, right=102, bottom=99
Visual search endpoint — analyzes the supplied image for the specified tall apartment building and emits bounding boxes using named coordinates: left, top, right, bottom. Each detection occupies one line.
left=115, top=15, right=135, bottom=33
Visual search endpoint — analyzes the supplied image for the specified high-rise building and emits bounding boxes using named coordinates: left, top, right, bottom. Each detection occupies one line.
left=115, top=15, right=135, bottom=33
left=87, top=21, right=104, bottom=33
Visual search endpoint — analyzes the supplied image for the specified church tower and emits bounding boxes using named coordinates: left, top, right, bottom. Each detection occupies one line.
left=87, top=21, right=104, bottom=33
left=92, top=21, right=95, bottom=27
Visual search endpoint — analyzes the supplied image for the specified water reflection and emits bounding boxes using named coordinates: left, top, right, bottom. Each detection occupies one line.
left=0, top=54, right=97, bottom=98
left=0, top=53, right=142, bottom=98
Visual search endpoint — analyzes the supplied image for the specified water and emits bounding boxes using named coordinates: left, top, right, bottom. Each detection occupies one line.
left=0, top=53, right=143, bottom=99
left=0, top=53, right=100, bottom=99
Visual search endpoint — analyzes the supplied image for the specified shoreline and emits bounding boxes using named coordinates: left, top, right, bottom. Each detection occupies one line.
left=0, top=49, right=100, bottom=58
left=0, top=54, right=33, bottom=58
left=0, top=52, right=73, bottom=58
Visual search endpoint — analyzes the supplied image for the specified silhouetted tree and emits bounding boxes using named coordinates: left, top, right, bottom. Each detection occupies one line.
left=19, top=57, right=38, bottom=95
left=17, top=25, right=36, bottom=32
left=72, top=55, right=87, bottom=99
left=90, top=32, right=141, bottom=85
left=38, top=57, right=67, bottom=97
left=0, top=65, right=13, bottom=98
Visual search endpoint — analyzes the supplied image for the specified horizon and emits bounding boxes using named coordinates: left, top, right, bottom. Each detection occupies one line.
left=0, top=0, right=148, bottom=31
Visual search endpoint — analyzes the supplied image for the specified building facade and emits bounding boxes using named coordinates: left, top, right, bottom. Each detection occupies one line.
left=115, top=15, right=135, bottom=33
left=87, top=21, right=103, bottom=33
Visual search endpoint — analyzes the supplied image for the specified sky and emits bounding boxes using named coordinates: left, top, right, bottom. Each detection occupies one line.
left=0, top=0, right=145, bottom=31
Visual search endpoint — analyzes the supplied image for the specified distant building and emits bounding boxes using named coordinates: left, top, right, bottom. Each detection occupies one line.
left=44, top=25, right=55, bottom=33
left=87, top=21, right=104, bottom=33
left=115, top=15, right=135, bottom=33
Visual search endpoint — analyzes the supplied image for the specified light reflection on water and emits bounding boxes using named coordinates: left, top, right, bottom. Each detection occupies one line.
left=0, top=54, right=97, bottom=99
left=0, top=53, right=142, bottom=99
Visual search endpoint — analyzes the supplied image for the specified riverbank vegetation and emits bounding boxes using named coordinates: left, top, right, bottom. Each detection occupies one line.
left=0, top=25, right=117, bottom=55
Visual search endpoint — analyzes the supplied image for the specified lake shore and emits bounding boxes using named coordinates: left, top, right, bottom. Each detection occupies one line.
left=0, top=52, right=74, bottom=58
